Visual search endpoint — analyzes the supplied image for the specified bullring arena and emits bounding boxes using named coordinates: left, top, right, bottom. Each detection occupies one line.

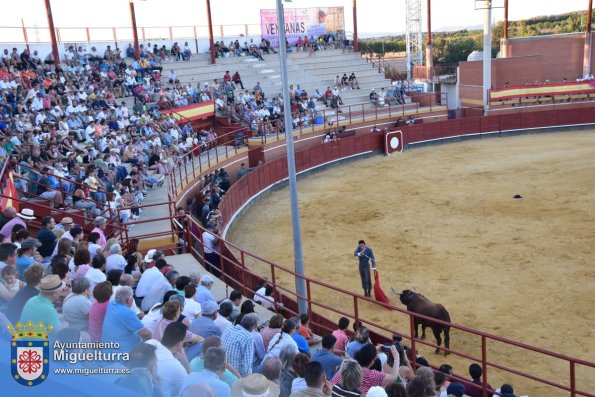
left=5, top=1, right=595, bottom=396
left=227, top=129, right=595, bottom=394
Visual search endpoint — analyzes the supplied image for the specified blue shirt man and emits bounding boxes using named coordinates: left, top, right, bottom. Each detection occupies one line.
left=311, top=335, right=343, bottom=380
left=181, top=347, right=231, bottom=397
left=354, top=240, right=376, bottom=297
left=102, top=295, right=146, bottom=352
left=189, top=301, right=222, bottom=339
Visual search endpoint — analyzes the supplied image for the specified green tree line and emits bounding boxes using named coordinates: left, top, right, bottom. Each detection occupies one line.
left=361, top=10, right=593, bottom=64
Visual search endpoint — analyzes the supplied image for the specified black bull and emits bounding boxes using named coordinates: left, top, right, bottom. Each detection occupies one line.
left=394, top=289, right=451, bottom=354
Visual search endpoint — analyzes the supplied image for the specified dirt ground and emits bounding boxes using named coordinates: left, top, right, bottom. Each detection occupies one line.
left=227, top=130, right=595, bottom=395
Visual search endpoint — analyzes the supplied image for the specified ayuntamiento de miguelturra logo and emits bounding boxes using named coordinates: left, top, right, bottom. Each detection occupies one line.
left=8, top=321, right=50, bottom=387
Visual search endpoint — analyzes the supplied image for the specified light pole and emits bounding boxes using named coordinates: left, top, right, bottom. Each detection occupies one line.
left=43, top=0, right=60, bottom=67
left=276, top=0, right=308, bottom=315
left=129, top=0, right=141, bottom=60
left=482, top=0, right=492, bottom=115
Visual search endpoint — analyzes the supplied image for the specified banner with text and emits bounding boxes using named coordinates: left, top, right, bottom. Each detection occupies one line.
left=260, top=7, right=345, bottom=47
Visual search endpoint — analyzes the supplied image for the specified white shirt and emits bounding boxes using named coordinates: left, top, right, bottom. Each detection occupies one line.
left=88, top=243, right=102, bottom=258
left=141, top=303, right=163, bottom=332
left=182, top=298, right=201, bottom=323
left=136, top=267, right=164, bottom=297
left=141, top=277, right=172, bottom=312
left=84, top=267, right=107, bottom=296
left=253, top=288, right=275, bottom=310
left=105, top=254, right=127, bottom=273
left=145, top=339, right=187, bottom=397
left=263, top=332, right=298, bottom=360
left=202, top=231, right=218, bottom=254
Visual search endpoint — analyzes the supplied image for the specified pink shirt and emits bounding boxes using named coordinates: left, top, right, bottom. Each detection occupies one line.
left=153, top=318, right=195, bottom=343
left=74, top=264, right=90, bottom=280
left=332, top=329, right=349, bottom=352
left=91, top=227, right=107, bottom=250
left=88, top=301, right=109, bottom=342
left=260, top=327, right=281, bottom=351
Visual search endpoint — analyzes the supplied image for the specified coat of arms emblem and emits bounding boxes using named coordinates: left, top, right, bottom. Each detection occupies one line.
left=8, top=321, right=51, bottom=387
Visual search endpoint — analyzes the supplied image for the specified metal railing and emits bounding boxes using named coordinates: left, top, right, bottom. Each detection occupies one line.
left=235, top=95, right=447, bottom=145
left=182, top=206, right=595, bottom=397
left=0, top=23, right=264, bottom=47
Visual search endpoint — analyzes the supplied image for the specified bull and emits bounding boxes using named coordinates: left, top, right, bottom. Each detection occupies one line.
left=392, top=288, right=451, bottom=355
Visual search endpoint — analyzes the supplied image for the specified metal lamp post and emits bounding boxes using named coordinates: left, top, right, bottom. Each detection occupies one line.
left=275, top=0, right=308, bottom=315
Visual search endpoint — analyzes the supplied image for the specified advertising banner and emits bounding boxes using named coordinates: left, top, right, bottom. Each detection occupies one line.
left=260, top=7, right=345, bottom=47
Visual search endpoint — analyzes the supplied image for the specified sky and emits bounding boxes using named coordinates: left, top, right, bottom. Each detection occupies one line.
left=1, top=0, right=592, bottom=41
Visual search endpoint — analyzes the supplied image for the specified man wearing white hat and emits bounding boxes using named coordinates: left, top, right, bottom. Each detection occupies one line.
left=0, top=208, right=34, bottom=237
left=20, top=274, right=65, bottom=330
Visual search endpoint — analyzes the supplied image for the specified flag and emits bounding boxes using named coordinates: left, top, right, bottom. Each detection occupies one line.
left=373, top=269, right=390, bottom=304
left=1, top=171, right=19, bottom=211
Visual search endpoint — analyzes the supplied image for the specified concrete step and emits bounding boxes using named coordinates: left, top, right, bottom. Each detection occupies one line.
left=170, top=59, right=374, bottom=80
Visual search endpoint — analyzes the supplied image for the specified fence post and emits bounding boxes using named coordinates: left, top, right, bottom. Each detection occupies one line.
left=570, top=361, right=576, bottom=397
left=85, top=27, right=91, bottom=43
left=240, top=251, right=248, bottom=297
left=409, top=315, right=417, bottom=370
left=306, top=280, right=312, bottom=315
left=353, top=295, right=359, bottom=325
left=481, top=335, right=488, bottom=397
left=112, top=27, right=118, bottom=49
left=193, top=26, right=199, bottom=54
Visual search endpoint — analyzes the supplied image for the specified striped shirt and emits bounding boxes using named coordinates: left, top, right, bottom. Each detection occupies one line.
left=331, top=368, right=385, bottom=395
left=331, top=384, right=360, bottom=397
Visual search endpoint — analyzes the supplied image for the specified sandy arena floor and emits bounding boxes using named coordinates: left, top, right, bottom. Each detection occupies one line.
left=227, top=130, right=595, bottom=395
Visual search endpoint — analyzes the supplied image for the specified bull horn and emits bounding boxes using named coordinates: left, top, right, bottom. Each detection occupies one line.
left=391, top=287, right=401, bottom=296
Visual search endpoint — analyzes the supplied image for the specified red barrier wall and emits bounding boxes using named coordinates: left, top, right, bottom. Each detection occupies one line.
left=211, top=105, right=595, bottom=396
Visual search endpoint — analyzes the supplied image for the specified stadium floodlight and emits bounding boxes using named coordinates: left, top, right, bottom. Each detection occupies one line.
left=276, top=0, right=308, bottom=315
